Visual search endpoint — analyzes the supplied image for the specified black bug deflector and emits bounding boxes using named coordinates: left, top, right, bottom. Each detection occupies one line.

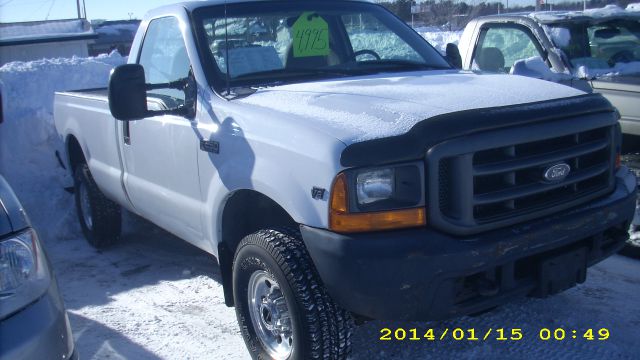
left=340, top=93, right=616, bottom=168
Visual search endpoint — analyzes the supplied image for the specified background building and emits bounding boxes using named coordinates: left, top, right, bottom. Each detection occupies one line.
left=0, top=18, right=97, bottom=65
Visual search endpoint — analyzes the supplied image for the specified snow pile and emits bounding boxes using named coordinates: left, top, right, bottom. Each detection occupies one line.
left=415, top=27, right=462, bottom=53
left=511, top=56, right=573, bottom=82
left=574, top=61, right=640, bottom=79
left=546, top=26, right=571, bottom=48
left=628, top=3, right=640, bottom=11
left=0, top=51, right=126, bottom=239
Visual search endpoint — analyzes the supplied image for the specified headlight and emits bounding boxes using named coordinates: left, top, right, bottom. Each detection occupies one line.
left=1, top=238, right=35, bottom=292
left=0, top=229, right=51, bottom=319
left=330, top=162, right=426, bottom=233
left=356, top=169, right=394, bottom=205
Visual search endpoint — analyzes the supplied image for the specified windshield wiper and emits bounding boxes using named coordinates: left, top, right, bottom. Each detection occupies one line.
left=232, top=67, right=352, bottom=82
left=356, top=60, right=451, bottom=71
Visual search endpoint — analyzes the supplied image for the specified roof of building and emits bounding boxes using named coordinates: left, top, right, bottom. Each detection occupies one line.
left=0, top=18, right=97, bottom=47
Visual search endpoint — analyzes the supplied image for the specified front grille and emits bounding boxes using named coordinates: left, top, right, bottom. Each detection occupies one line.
left=471, top=127, right=610, bottom=222
left=427, top=115, right=616, bottom=235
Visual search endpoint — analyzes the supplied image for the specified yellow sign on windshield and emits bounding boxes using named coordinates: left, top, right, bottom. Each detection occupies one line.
left=292, top=12, right=330, bottom=58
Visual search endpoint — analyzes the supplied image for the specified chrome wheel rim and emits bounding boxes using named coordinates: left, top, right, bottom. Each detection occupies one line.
left=248, top=270, right=293, bottom=359
left=79, top=181, right=93, bottom=230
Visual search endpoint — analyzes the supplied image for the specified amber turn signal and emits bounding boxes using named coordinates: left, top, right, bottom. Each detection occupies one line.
left=615, top=153, right=621, bottom=169
left=329, top=173, right=426, bottom=233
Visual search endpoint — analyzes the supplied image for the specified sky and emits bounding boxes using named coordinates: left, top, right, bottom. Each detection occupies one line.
left=0, top=0, right=179, bottom=23
left=0, top=0, right=555, bottom=23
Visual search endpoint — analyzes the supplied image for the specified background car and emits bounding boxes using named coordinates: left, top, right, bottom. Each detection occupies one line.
left=455, top=7, right=640, bottom=137
left=0, top=175, right=77, bottom=360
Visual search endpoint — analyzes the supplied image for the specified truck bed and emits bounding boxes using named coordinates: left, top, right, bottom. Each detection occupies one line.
left=54, top=88, right=126, bottom=208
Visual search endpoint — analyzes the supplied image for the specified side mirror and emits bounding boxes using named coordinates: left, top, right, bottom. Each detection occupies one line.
left=445, top=43, right=462, bottom=69
left=109, top=64, right=148, bottom=121
left=109, top=64, right=196, bottom=121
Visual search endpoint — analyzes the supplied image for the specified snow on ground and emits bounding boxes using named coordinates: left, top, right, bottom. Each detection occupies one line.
left=49, top=210, right=640, bottom=360
left=0, top=31, right=639, bottom=360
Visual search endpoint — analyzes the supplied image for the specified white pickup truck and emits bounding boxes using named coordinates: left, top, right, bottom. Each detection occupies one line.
left=54, top=1, right=636, bottom=359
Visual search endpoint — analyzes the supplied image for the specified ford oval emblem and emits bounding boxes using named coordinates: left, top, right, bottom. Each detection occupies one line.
left=543, top=163, right=571, bottom=182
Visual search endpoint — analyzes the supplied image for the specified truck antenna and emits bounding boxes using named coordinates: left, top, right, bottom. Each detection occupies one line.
left=224, top=0, right=231, bottom=97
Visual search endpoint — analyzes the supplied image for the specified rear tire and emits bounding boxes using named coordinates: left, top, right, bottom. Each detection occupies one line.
left=233, top=228, right=353, bottom=360
left=74, top=163, right=121, bottom=248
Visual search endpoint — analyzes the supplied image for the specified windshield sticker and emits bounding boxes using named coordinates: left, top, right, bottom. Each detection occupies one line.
left=292, top=12, right=330, bottom=58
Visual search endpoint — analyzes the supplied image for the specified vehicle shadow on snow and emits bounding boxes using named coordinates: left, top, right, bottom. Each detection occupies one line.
left=53, top=210, right=224, bottom=311
left=69, top=312, right=161, bottom=360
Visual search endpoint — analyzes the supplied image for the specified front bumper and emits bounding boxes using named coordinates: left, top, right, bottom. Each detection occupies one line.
left=301, top=167, right=636, bottom=321
left=0, top=280, right=76, bottom=360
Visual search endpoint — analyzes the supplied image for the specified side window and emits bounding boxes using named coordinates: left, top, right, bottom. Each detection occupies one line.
left=474, top=26, right=543, bottom=73
left=342, top=13, right=422, bottom=62
left=138, top=17, right=191, bottom=107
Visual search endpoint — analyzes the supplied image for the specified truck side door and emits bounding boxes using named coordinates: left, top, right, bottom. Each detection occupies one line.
left=119, top=16, right=204, bottom=243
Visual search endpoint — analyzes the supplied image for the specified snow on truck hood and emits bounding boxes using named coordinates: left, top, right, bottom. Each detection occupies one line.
left=237, top=70, right=585, bottom=144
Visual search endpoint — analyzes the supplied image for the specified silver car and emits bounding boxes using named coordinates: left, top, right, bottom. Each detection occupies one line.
left=456, top=10, right=640, bottom=135
left=0, top=175, right=77, bottom=360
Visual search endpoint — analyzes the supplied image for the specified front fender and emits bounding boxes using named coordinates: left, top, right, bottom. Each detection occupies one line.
left=197, top=115, right=346, bottom=254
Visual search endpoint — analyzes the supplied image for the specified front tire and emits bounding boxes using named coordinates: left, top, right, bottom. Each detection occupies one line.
left=74, top=163, right=121, bottom=248
left=233, top=228, right=353, bottom=360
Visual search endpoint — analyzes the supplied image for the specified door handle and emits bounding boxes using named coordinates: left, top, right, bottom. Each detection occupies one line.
left=200, top=139, right=219, bottom=154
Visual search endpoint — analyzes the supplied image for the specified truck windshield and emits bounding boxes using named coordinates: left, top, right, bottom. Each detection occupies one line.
left=193, top=1, right=450, bottom=91
left=547, top=19, right=640, bottom=77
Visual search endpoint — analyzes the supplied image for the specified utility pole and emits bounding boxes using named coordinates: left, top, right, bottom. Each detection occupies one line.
left=76, top=0, right=82, bottom=19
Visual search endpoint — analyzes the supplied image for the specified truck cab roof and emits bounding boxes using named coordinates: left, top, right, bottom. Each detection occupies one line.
left=473, top=5, right=640, bottom=25
left=149, top=0, right=374, bottom=16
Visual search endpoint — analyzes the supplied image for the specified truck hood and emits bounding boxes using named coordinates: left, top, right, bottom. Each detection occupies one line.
left=237, top=70, right=585, bottom=145
left=591, top=76, right=640, bottom=93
